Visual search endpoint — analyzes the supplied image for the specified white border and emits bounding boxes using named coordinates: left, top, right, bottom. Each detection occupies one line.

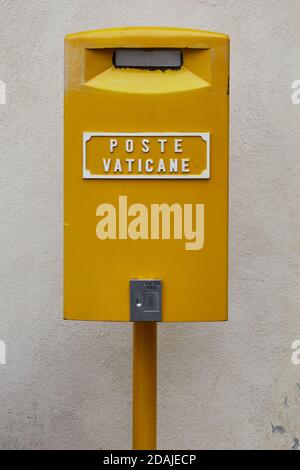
left=83, top=132, right=210, bottom=180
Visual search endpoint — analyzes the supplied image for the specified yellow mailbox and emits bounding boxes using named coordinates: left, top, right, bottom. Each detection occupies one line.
left=64, top=27, right=229, bottom=323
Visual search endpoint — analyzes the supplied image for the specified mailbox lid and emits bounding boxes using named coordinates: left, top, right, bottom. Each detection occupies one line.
left=65, top=26, right=229, bottom=46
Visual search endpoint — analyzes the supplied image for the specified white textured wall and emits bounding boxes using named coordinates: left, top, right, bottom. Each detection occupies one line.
left=0, top=0, right=300, bottom=450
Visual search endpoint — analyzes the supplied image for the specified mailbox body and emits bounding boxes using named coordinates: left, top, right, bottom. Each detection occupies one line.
left=64, top=27, right=229, bottom=322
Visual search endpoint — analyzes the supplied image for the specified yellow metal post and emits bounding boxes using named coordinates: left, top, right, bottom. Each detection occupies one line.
left=132, top=322, right=157, bottom=450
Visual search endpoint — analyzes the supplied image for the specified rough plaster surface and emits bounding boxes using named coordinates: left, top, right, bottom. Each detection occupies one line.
left=0, top=0, right=300, bottom=450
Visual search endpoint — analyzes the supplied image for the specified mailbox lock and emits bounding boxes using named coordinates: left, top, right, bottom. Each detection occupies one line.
left=130, top=280, right=162, bottom=322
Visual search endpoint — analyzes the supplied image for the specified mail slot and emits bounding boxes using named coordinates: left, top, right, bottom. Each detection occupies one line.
left=64, top=27, right=229, bottom=322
